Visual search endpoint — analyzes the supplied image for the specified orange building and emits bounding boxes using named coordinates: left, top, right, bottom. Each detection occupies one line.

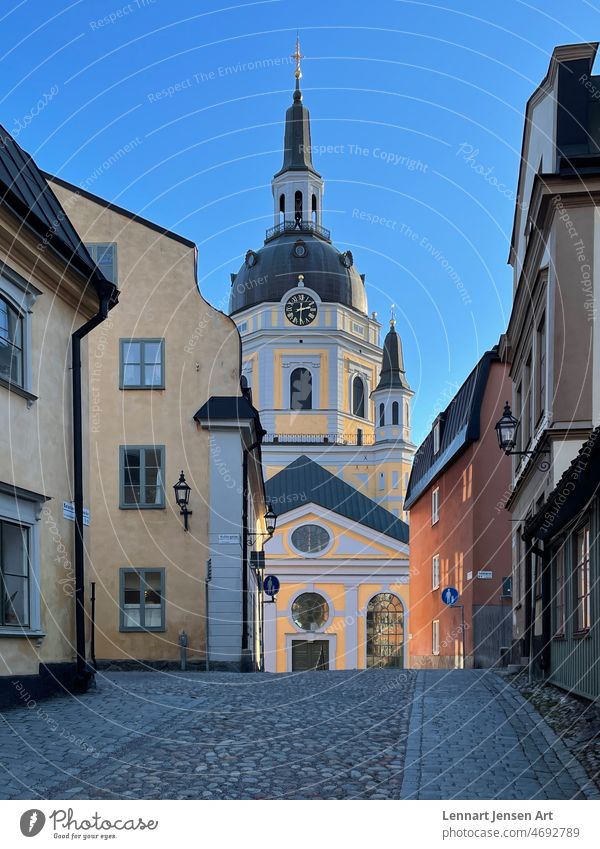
left=405, top=347, right=513, bottom=668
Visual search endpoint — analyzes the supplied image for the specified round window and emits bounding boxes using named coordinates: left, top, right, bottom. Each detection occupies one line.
left=291, top=524, right=330, bottom=554
left=292, top=592, right=330, bottom=631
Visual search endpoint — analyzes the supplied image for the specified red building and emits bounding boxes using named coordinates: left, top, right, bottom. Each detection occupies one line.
left=405, top=347, right=513, bottom=668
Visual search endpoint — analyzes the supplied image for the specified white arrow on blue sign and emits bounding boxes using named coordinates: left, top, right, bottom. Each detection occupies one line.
left=442, top=586, right=459, bottom=606
left=263, top=575, right=280, bottom=597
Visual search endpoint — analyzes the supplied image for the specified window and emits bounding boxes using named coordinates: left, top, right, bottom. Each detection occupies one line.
left=524, top=353, right=533, bottom=445
left=432, top=619, right=440, bottom=655
left=392, top=470, right=399, bottom=489
left=0, top=519, right=29, bottom=627
left=291, top=592, right=329, bottom=631
left=515, top=382, right=522, bottom=451
left=120, top=446, right=165, bottom=508
left=352, top=375, right=365, bottom=418
left=501, top=576, right=513, bottom=598
left=290, top=367, right=312, bottom=410
left=574, top=523, right=591, bottom=632
left=404, top=401, right=410, bottom=428
left=0, top=295, right=23, bottom=387
left=85, top=242, right=118, bottom=284
left=553, top=544, right=566, bottom=636
left=120, top=339, right=165, bottom=389
left=294, top=190, right=303, bottom=223
left=536, top=314, right=546, bottom=423
left=237, top=322, right=247, bottom=333
left=433, top=421, right=441, bottom=454
left=120, top=568, right=164, bottom=631
left=378, top=471, right=385, bottom=491
left=432, top=487, right=440, bottom=524
left=379, top=402, right=385, bottom=427
left=290, top=524, right=330, bottom=554
left=352, top=322, right=364, bottom=336
left=392, top=401, right=399, bottom=425
left=432, top=554, right=440, bottom=590
left=366, top=593, right=404, bottom=668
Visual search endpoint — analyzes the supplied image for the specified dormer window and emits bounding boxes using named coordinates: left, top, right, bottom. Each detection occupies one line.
left=433, top=421, right=440, bottom=454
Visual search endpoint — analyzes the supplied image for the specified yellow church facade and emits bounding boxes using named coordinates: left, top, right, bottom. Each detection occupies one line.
left=229, top=46, right=414, bottom=672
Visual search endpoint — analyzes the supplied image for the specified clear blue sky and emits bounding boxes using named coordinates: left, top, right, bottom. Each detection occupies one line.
left=2, top=0, right=598, bottom=441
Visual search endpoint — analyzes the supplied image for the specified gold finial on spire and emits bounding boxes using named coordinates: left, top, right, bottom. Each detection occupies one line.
left=390, top=304, right=396, bottom=328
left=291, top=33, right=304, bottom=82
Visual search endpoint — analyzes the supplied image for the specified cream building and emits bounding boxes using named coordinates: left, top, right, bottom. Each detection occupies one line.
left=0, top=125, right=117, bottom=706
left=228, top=47, right=413, bottom=672
left=48, top=177, right=269, bottom=672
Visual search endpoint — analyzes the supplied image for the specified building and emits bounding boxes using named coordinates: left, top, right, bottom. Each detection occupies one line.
left=47, top=177, right=270, bottom=672
left=405, top=347, right=513, bottom=668
left=229, top=43, right=412, bottom=672
left=0, top=126, right=117, bottom=706
left=504, top=43, right=600, bottom=677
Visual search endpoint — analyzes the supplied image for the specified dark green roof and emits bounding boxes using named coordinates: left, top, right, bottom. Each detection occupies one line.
left=266, top=455, right=409, bottom=544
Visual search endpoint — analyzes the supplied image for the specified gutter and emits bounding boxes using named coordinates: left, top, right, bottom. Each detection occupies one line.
left=71, top=282, right=118, bottom=691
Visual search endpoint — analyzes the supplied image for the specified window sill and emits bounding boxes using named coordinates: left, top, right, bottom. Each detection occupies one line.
left=119, top=386, right=165, bottom=391
left=573, top=629, right=591, bottom=639
left=432, top=586, right=440, bottom=592
left=552, top=634, right=566, bottom=641
left=0, top=628, right=45, bottom=638
left=0, top=377, right=38, bottom=406
left=119, top=504, right=166, bottom=511
left=119, top=627, right=166, bottom=633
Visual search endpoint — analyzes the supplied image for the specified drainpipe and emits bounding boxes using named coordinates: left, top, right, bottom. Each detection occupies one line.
left=72, top=289, right=113, bottom=691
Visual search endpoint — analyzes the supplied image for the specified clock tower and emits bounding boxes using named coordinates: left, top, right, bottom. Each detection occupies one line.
left=227, top=42, right=414, bottom=672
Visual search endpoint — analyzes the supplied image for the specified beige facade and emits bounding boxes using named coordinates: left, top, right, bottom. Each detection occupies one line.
left=49, top=178, right=263, bottom=669
left=0, top=149, right=116, bottom=705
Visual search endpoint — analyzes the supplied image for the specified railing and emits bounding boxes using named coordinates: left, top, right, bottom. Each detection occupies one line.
left=264, top=432, right=376, bottom=446
left=265, top=220, right=331, bottom=242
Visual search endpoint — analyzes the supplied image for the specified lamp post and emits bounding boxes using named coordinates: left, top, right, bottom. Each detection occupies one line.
left=248, top=504, right=277, bottom=671
left=173, top=471, right=192, bottom=531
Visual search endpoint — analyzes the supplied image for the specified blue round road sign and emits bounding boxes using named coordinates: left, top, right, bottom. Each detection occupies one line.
left=442, top=586, right=459, bottom=606
left=263, top=575, right=280, bottom=597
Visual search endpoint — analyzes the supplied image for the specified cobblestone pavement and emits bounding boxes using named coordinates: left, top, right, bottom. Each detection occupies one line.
left=0, top=669, right=596, bottom=800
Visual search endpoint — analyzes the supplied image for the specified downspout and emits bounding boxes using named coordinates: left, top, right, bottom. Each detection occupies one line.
left=72, top=288, right=113, bottom=691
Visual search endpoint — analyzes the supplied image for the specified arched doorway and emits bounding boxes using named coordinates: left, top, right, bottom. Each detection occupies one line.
left=366, top=593, right=404, bottom=668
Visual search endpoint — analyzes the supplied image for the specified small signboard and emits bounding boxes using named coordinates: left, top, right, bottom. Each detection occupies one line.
left=218, top=533, right=239, bottom=545
left=263, top=575, right=280, bottom=598
left=477, top=570, right=493, bottom=580
left=441, top=586, right=459, bottom=606
left=63, top=502, right=90, bottom=526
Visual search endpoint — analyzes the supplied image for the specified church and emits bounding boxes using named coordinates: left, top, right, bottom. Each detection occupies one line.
left=228, top=42, right=415, bottom=672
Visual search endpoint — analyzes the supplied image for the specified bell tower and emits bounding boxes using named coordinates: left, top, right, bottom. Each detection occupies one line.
left=271, top=37, right=324, bottom=229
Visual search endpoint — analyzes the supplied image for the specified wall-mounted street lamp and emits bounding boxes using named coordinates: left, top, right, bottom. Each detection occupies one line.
left=173, top=471, right=192, bottom=531
left=248, top=503, right=278, bottom=544
left=495, top=402, right=550, bottom=463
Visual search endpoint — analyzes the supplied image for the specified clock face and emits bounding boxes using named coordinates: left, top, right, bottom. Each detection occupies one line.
left=285, top=293, right=318, bottom=326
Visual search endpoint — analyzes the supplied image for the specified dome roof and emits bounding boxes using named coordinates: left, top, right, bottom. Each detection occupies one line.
left=229, top=232, right=368, bottom=315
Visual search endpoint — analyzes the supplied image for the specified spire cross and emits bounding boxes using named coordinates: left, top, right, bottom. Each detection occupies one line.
left=390, top=304, right=396, bottom=328
left=291, top=34, right=304, bottom=83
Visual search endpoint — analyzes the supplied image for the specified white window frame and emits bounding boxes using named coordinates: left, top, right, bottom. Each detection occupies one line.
left=432, top=619, right=440, bottom=655
left=0, top=263, right=41, bottom=402
left=432, top=554, right=440, bottom=590
left=432, top=487, right=440, bottom=525
left=433, top=421, right=440, bottom=454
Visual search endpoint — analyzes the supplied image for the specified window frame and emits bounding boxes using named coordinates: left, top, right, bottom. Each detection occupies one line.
left=0, top=518, right=30, bottom=628
left=0, top=264, right=40, bottom=401
left=119, top=567, right=166, bottom=632
left=85, top=242, right=118, bottom=284
left=392, top=401, right=399, bottom=426
left=351, top=374, right=366, bottom=418
left=119, top=445, right=166, bottom=510
left=432, top=619, right=440, bottom=655
left=431, top=487, right=440, bottom=525
left=379, top=402, right=385, bottom=427
left=536, top=313, right=546, bottom=425
left=290, top=367, right=313, bottom=411
left=573, top=520, right=591, bottom=634
left=0, top=483, right=43, bottom=636
left=119, top=338, right=166, bottom=390
left=553, top=542, right=566, bottom=638
left=432, top=554, right=440, bottom=590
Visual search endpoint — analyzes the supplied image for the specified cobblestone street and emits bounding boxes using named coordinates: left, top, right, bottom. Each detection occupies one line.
left=0, top=669, right=596, bottom=800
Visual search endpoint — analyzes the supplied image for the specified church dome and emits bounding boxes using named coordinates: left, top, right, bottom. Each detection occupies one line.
left=229, top=231, right=368, bottom=315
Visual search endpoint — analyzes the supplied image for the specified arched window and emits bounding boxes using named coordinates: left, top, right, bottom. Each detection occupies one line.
left=379, top=402, right=385, bottom=427
left=312, top=193, right=317, bottom=223
left=352, top=375, right=365, bottom=418
left=392, top=401, right=399, bottom=425
left=404, top=400, right=410, bottom=428
left=366, top=593, right=404, bottom=668
left=290, top=367, right=312, bottom=410
left=279, top=193, right=285, bottom=224
left=294, top=190, right=303, bottom=226
left=0, top=295, right=23, bottom=386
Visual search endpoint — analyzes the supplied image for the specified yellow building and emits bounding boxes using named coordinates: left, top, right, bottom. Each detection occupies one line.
left=228, top=48, right=413, bottom=671
left=48, top=177, right=269, bottom=672
left=0, top=125, right=117, bottom=705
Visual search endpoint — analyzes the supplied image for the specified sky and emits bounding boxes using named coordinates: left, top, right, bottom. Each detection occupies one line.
left=2, top=0, right=599, bottom=441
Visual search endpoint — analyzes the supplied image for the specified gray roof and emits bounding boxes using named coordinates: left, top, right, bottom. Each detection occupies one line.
left=194, top=395, right=263, bottom=427
left=230, top=232, right=368, bottom=315
left=266, top=455, right=409, bottom=544
left=404, top=349, right=498, bottom=509
left=0, top=124, right=113, bottom=298
left=273, top=85, right=321, bottom=179
left=375, top=321, right=410, bottom=391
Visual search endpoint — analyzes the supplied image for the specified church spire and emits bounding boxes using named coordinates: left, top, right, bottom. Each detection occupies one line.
left=375, top=314, right=410, bottom=391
